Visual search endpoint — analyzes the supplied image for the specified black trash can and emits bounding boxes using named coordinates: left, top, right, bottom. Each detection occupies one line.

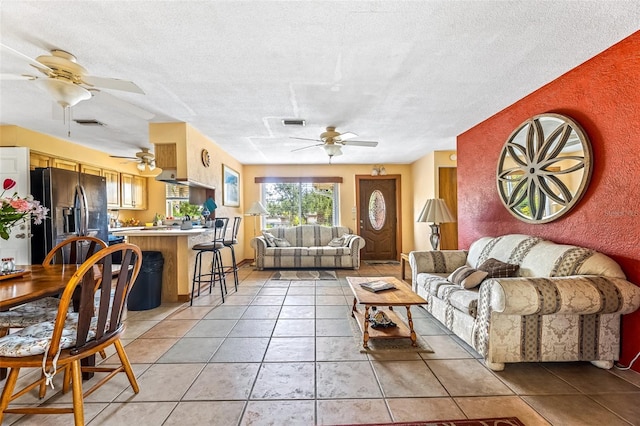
left=127, top=251, right=164, bottom=311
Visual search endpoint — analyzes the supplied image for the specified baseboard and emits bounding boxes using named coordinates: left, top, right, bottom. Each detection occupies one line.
left=237, top=259, right=254, bottom=267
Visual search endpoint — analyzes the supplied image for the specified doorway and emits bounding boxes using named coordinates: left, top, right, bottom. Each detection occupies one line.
left=356, top=176, right=400, bottom=261
left=438, top=167, right=458, bottom=250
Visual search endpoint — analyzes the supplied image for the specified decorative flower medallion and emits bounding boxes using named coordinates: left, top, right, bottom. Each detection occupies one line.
left=496, top=113, right=592, bottom=223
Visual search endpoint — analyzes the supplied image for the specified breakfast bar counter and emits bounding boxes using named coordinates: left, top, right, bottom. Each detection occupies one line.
left=113, top=227, right=214, bottom=302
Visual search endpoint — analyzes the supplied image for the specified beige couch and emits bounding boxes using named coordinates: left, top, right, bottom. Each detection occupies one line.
left=250, top=225, right=365, bottom=270
left=410, top=234, right=640, bottom=371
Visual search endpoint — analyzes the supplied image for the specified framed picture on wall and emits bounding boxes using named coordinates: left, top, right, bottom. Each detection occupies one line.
left=223, top=164, right=240, bottom=207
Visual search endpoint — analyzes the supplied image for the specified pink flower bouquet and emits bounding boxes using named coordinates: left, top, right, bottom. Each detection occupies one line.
left=0, top=178, right=48, bottom=240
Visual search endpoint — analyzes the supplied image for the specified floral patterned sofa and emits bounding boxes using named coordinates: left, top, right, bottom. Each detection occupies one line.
left=250, top=225, right=365, bottom=270
left=410, top=234, right=640, bottom=371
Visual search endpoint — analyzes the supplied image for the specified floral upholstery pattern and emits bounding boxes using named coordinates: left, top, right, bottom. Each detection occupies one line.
left=410, top=234, right=640, bottom=370
left=251, top=225, right=365, bottom=270
left=0, top=298, right=69, bottom=328
left=0, top=313, right=97, bottom=357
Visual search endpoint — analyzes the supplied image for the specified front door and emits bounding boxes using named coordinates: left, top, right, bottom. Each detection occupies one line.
left=357, top=176, right=399, bottom=261
left=0, top=147, right=31, bottom=264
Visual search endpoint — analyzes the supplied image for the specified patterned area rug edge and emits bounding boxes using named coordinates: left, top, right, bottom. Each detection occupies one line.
left=327, top=416, right=525, bottom=426
left=271, top=270, right=337, bottom=280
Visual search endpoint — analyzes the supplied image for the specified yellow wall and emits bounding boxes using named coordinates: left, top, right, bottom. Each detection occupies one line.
left=409, top=150, right=457, bottom=251
left=1, top=125, right=142, bottom=175
left=150, top=122, right=245, bottom=264
left=242, top=163, right=414, bottom=260
left=3, top=123, right=458, bottom=261
left=1, top=125, right=153, bottom=224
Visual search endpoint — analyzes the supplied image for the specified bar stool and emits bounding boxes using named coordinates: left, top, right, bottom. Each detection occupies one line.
left=223, top=216, right=242, bottom=291
left=190, top=217, right=229, bottom=305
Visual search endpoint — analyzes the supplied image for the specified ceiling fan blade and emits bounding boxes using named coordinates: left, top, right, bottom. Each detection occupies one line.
left=290, top=137, right=321, bottom=142
left=89, top=90, right=155, bottom=120
left=0, top=73, right=36, bottom=80
left=337, top=132, right=358, bottom=141
left=341, top=140, right=379, bottom=147
left=109, top=155, right=138, bottom=160
left=291, top=143, right=323, bottom=152
left=0, top=43, right=53, bottom=74
left=82, top=75, right=145, bottom=94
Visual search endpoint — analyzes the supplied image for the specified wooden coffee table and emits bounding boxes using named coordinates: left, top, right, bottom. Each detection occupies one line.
left=346, top=276, right=427, bottom=349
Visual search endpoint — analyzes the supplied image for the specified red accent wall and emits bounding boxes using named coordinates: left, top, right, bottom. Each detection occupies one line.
left=457, top=31, right=640, bottom=370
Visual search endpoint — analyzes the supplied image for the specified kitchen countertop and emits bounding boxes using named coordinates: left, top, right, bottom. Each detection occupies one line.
left=112, top=227, right=213, bottom=236
left=108, top=226, right=145, bottom=232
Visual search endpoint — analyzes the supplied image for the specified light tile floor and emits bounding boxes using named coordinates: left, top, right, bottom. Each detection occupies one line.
left=3, top=262, right=640, bottom=425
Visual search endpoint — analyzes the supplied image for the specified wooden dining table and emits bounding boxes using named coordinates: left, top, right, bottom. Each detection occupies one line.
left=0, top=264, right=84, bottom=311
left=0, top=263, right=125, bottom=311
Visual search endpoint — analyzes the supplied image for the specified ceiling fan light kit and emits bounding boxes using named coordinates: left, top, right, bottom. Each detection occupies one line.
left=35, top=77, right=91, bottom=108
left=136, top=161, right=156, bottom=172
left=371, top=164, right=386, bottom=176
left=323, top=144, right=342, bottom=157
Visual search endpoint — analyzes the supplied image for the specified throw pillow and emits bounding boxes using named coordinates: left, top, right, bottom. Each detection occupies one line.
left=478, top=258, right=520, bottom=278
left=341, top=234, right=357, bottom=246
left=447, top=266, right=489, bottom=289
left=273, top=237, right=291, bottom=247
left=328, top=236, right=346, bottom=247
left=262, top=232, right=277, bottom=247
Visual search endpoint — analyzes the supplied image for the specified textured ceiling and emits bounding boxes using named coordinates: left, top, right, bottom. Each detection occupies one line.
left=1, top=1, right=638, bottom=165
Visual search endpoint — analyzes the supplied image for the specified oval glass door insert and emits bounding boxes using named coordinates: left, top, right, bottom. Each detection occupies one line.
left=368, top=190, right=386, bottom=230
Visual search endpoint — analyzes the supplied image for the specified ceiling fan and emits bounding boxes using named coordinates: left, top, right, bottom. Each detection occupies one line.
left=110, top=148, right=157, bottom=172
left=291, top=127, right=379, bottom=163
left=0, top=43, right=154, bottom=119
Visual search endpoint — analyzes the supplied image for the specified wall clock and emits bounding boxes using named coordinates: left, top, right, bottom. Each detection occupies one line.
left=201, top=149, right=210, bottom=167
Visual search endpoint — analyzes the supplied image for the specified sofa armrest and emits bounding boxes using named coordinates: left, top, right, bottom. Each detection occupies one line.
left=409, top=250, right=468, bottom=275
left=250, top=236, right=268, bottom=250
left=484, top=276, right=640, bottom=316
left=344, top=234, right=365, bottom=249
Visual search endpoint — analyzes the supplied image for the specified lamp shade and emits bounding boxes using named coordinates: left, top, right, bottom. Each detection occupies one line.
left=246, top=201, right=270, bottom=216
left=417, top=199, right=455, bottom=224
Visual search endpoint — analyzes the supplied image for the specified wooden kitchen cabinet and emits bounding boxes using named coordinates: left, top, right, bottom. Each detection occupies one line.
left=120, top=173, right=147, bottom=210
left=103, top=169, right=120, bottom=208
left=133, top=175, right=147, bottom=210
left=81, top=164, right=102, bottom=176
left=29, top=152, right=51, bottom=170
left=120, top=173, right=134, bottom=208
left=51, top=158, right=78, bottom=171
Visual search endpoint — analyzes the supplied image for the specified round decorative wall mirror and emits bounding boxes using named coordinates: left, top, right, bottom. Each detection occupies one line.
left=496, top=113, right=593, bottom=224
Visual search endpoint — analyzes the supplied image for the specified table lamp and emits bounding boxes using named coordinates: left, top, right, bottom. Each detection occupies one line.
left=417, top=198, right=456, bottom=250
left=245, top=201, right=270, bottom=266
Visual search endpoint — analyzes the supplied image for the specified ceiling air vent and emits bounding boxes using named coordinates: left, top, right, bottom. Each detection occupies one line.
left=281, top=119, right=306, bottom=126
left=73, top=119, right=106, bottom=126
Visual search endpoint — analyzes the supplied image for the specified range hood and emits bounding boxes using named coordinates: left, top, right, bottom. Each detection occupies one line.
left=156, top=169, right=215, bottom=190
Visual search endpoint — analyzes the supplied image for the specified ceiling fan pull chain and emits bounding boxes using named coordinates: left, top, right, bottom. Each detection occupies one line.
left=61, top=105, right=72, bottom=137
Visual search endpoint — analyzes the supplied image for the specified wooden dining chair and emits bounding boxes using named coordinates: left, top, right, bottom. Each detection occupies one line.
left=0, top=243, right=142, bottom=425
left=0, top=236, right=108, bottom=380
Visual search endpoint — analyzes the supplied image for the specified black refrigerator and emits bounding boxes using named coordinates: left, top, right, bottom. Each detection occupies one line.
left=30, top=167, right=108, bottom=264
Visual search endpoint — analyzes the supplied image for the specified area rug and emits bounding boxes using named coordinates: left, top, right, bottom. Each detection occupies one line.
left=365, top=260, right=401, bottom=265
left=271, top=270, right=337, bottom=280
left=330, top=417, right=525, bottom=426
